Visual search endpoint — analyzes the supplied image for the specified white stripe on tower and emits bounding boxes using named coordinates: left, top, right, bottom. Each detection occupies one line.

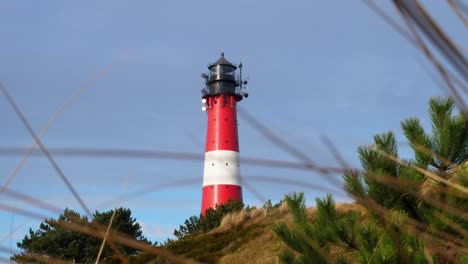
left=203, top=150, right=241, bottom=186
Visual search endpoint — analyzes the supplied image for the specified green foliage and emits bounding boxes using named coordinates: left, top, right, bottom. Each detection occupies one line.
left=275, top=193, right=426, bottom=264
left=274, top=193, right=328, bottom=264
left=401, top=97, right=467, bottom=172
left=173, top=215, right=200, bottom=239
left=168, top=223, right=261, bottom=263
left=12, top=207, right=149, bottom=263
left=173, top=199, right=244, bottom=239
left=140, top=221, right=267, bottom=264
left=277, top=97, right=467, bottom=263
left=345, top=97, right=467, bottom=260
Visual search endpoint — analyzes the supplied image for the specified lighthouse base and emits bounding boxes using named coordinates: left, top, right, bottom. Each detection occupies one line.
left=201, top=184, right=242, bottom=214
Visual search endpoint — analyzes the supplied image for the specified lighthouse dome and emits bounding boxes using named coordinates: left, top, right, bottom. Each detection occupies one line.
left=201, top=53, right=245, bottom=101
left=208, top=52, right=237, bottom=73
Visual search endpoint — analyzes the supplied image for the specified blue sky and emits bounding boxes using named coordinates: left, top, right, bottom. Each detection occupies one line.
left=0, top=0, right=465, bottom=257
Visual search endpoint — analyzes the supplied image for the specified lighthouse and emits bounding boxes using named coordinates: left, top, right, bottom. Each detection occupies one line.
left=200, top=53, right=248, bottom=214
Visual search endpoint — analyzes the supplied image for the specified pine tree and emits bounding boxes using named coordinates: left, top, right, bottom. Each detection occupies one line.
left=274, top=193, right=426, bottom=263
left=346, top=97, right=467, bottom=263
left=276, top=97, right=467, bottom=263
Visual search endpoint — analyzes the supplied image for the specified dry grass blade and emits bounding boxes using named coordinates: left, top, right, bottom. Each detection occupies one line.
left=392, top=0, right=467, bottom=111
left=368, top=0, right=468, bottom=95
left=364, top=0, right=417, bottom=43
left=374, top=147, right=468, bottom=196
left=367, top=224, right=393, bottom=264
left=0, top=146, right=203, bottom=160
left=321, top=136, right=350, bottom=170
left=0, top=202, right=199, bottom=264
left=0, top=246, right=72, bottom=264
left=404, top=16, right=466, bottom=109
left=0, top=183, right=160, bottom=263
left=434, top=211, right=468, bottom=238
left=97, top=177, right=201, bottom=209
left=298, top=230, right=331, bottom=263
left=407, top=140, right=465, bottom=173
left=455, top=0, right=468, bottom=15
left=242, top=181, right=267, bottom=204
left=365, top=1, right=467, bottom=111
left=243, top=156, right=344, bottom=173
left=0, top=203, right=48, bottom=223
left=348, top=163, right=468, bottom=222
left=239, top=106, right=352, bottom=196
left=245, top=175, right=346, bottom=197
left=95, top=173, right=130, bottom=264
left=449, top=70, right=468, bottom=93
left=59, top=221, right=199, bottom=264
left=238, top=107, right=314, bottom=163
left=0, top=56, right=125, bottom=195
left=356, top=197, right=468, bottom=261
left=95, top=209, right=118, bottom=264
left=346, top=137, right=468, bottom=253
left=0, top=146, right=347, bottom=174
left=0, top=82, right=92, bottom=217
left=403, top=15, right=466, bottom=111
left=2, top=189, right=63, bottom=214
left=99, top=173, right=346, bottom=211
left=414, top=50, right=468, bottom=96
left=448, top=0, right=468, bottom=27
left=395, top=0, right=468, bottom=81
left=360, top=150, right=468, bottom=221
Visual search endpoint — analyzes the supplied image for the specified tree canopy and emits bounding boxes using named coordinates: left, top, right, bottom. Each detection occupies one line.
left=13, top=207, right=149, bottom=263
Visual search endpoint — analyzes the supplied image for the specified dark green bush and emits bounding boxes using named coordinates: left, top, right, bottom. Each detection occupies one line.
left=173, top=199, right=244, bottom=239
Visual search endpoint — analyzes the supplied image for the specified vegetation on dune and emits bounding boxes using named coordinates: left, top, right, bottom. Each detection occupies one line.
left=145, top=199, right=277, bottom=263
left=10, top=97, right=467, bottom=264
left=173, top=199, right=244, bottom=239
left=275, top=193, right=427, bottom=263
left=275, top=97, right=468, bottom=264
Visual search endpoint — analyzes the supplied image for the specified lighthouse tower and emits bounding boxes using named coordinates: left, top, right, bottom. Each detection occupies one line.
left=200, top=53, right=248, bottom=214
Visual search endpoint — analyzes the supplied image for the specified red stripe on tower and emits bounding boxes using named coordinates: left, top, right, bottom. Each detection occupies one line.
left=200, top=53, right=249, bottom=215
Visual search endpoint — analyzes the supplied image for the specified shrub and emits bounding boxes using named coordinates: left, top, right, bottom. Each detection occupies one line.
left=173, top=199, right=244, bottom=239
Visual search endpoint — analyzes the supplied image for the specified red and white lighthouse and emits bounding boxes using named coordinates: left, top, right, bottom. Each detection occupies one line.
left=200, top=53, right=248, bottom=214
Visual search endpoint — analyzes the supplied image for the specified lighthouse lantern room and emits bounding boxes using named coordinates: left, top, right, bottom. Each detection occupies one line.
left=200, top=53, right=248, bottom=214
